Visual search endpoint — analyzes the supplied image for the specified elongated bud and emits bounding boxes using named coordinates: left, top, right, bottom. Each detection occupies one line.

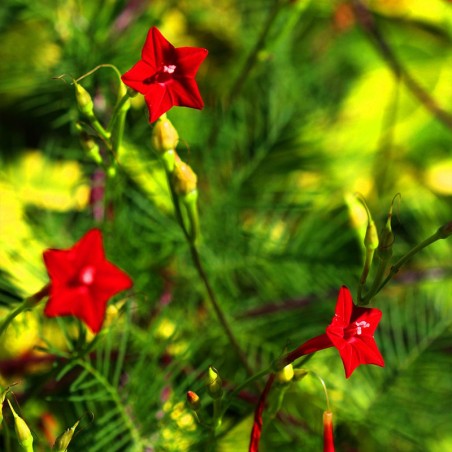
left=7, top=399, right=33, bottom=451
left=364, top=218, right=379, bottom=252
left=275, top=364, right=294, bottom=384
left=173, top=160, right=197, bottom=196
left=293, top=369, right=308, bottom=381
left=207, top=367, right=223, bottom=399
left=377, top=199, right=395, bottom=262
left=53, top=420, right=79, bottom=452
left=358, top=197, right=378, bottom=285
left=186, top=391, right=201, bottom=411
left=151, top=116, right=179, bottom=154
left=323, top=410, right=335, bottom=452
left=74, top=81, right=95, bottom=119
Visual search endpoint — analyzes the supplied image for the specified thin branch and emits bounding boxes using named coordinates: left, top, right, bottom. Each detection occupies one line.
left=351, top=0, right=452, bottom=130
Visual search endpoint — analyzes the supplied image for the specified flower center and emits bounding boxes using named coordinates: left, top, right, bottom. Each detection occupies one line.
left=79, top=266, right=96, bottom=285
left=163, top=64, right=176, bottom=74
left=355, top=320, right=370, bottom=335
left=342, top=319, right=371, bottom=341
left=143, top=64, right=177, bottom=84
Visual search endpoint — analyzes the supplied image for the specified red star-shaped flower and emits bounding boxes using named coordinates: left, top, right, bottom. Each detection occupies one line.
left=43, top=229, right=133, bottom=333
left=249, top=287, right=384, bottom=451
left=282, top=286, right=384, bottom=378
left=326, top=285, right=384, bottom=378
left=121, top=26, right=208, bottom=122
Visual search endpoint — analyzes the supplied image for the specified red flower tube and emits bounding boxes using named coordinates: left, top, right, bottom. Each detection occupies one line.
left=323, top=410, right=335, bottom=452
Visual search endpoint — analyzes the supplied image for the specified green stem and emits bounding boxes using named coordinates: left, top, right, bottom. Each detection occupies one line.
left=358, top=256, right=388, bottom=306
left=108, top=93, right=130, bottom=134
left=184, top=191, right=200, bottom=244
left=212, top=398, right=222, bottom=430
left=357, top=248, right=374, bottom=302
left=0, top=285, right=49, bottom=337
left=162, top=159, right=253, bottom=377
left=110, top=102, right=129, bottom=156
left=374, top=228, right=445, bottom=296
left=189, top=244, right=254, bottom=378
left=90, top=118, right=112, bottom=151
left=227, top=365, right=272, bottom=403
left=165, top=171, right=191, bottom=241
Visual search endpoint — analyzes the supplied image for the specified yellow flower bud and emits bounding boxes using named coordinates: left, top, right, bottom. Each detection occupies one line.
left=74, top=81, right=95, bottom=119
left=7, top=399, right=33, bottom=451
left=207, top=367, right=223, bottom=399
left=151, top=116, right=179, bottom=154
left=173, top=160, right=197, bottom=196
left=275, top=364, right=294, bottom=384
left=364, top=219, right=379, bottom=252
left=53, top=420, right=79, bottom=452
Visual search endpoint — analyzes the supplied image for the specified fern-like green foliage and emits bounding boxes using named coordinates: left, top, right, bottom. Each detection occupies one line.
left=0, top=0, right=451, bottom=451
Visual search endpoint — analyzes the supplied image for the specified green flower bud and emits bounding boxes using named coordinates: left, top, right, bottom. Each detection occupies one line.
left=7, top=399, right=33, bottom=451
left=151, top=116, right=179, bottom=154
left=186, top=391, right=201, bottom=411
left=207, top=367, right=223, bottom=399
left=364, top=219, right=379, bottom=252
left=53, top=420, right=79, bottom=452
left=293, top=369, right=308, bottom=381
left=74, top=81, right=95, bottom=120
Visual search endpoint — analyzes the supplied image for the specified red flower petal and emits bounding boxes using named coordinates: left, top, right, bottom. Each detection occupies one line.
left=141, top=27, right=175, bottom=68
left=174, top=47, right=208, bottom=77
left=332, top=285, right=354, bottom=326
left=168, top=78, right=205, bottom=109
left=121, top=60, right=155, bottom=95
left=144, top=84, right=172, bottom=123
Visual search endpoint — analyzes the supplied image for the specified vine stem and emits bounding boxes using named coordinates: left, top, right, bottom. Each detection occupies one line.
left=188, top=243, right=255, bottom=378
left=0, top=284, right=50, bottom=337
left=352, top=0, right=452, bottom=130
left=161, top=154, right=254, bottom=377
left=374, top=227, right=446, bottom=295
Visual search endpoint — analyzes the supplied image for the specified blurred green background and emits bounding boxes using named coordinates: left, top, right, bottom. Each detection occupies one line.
left=0, top=0, right=451, bottom=451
